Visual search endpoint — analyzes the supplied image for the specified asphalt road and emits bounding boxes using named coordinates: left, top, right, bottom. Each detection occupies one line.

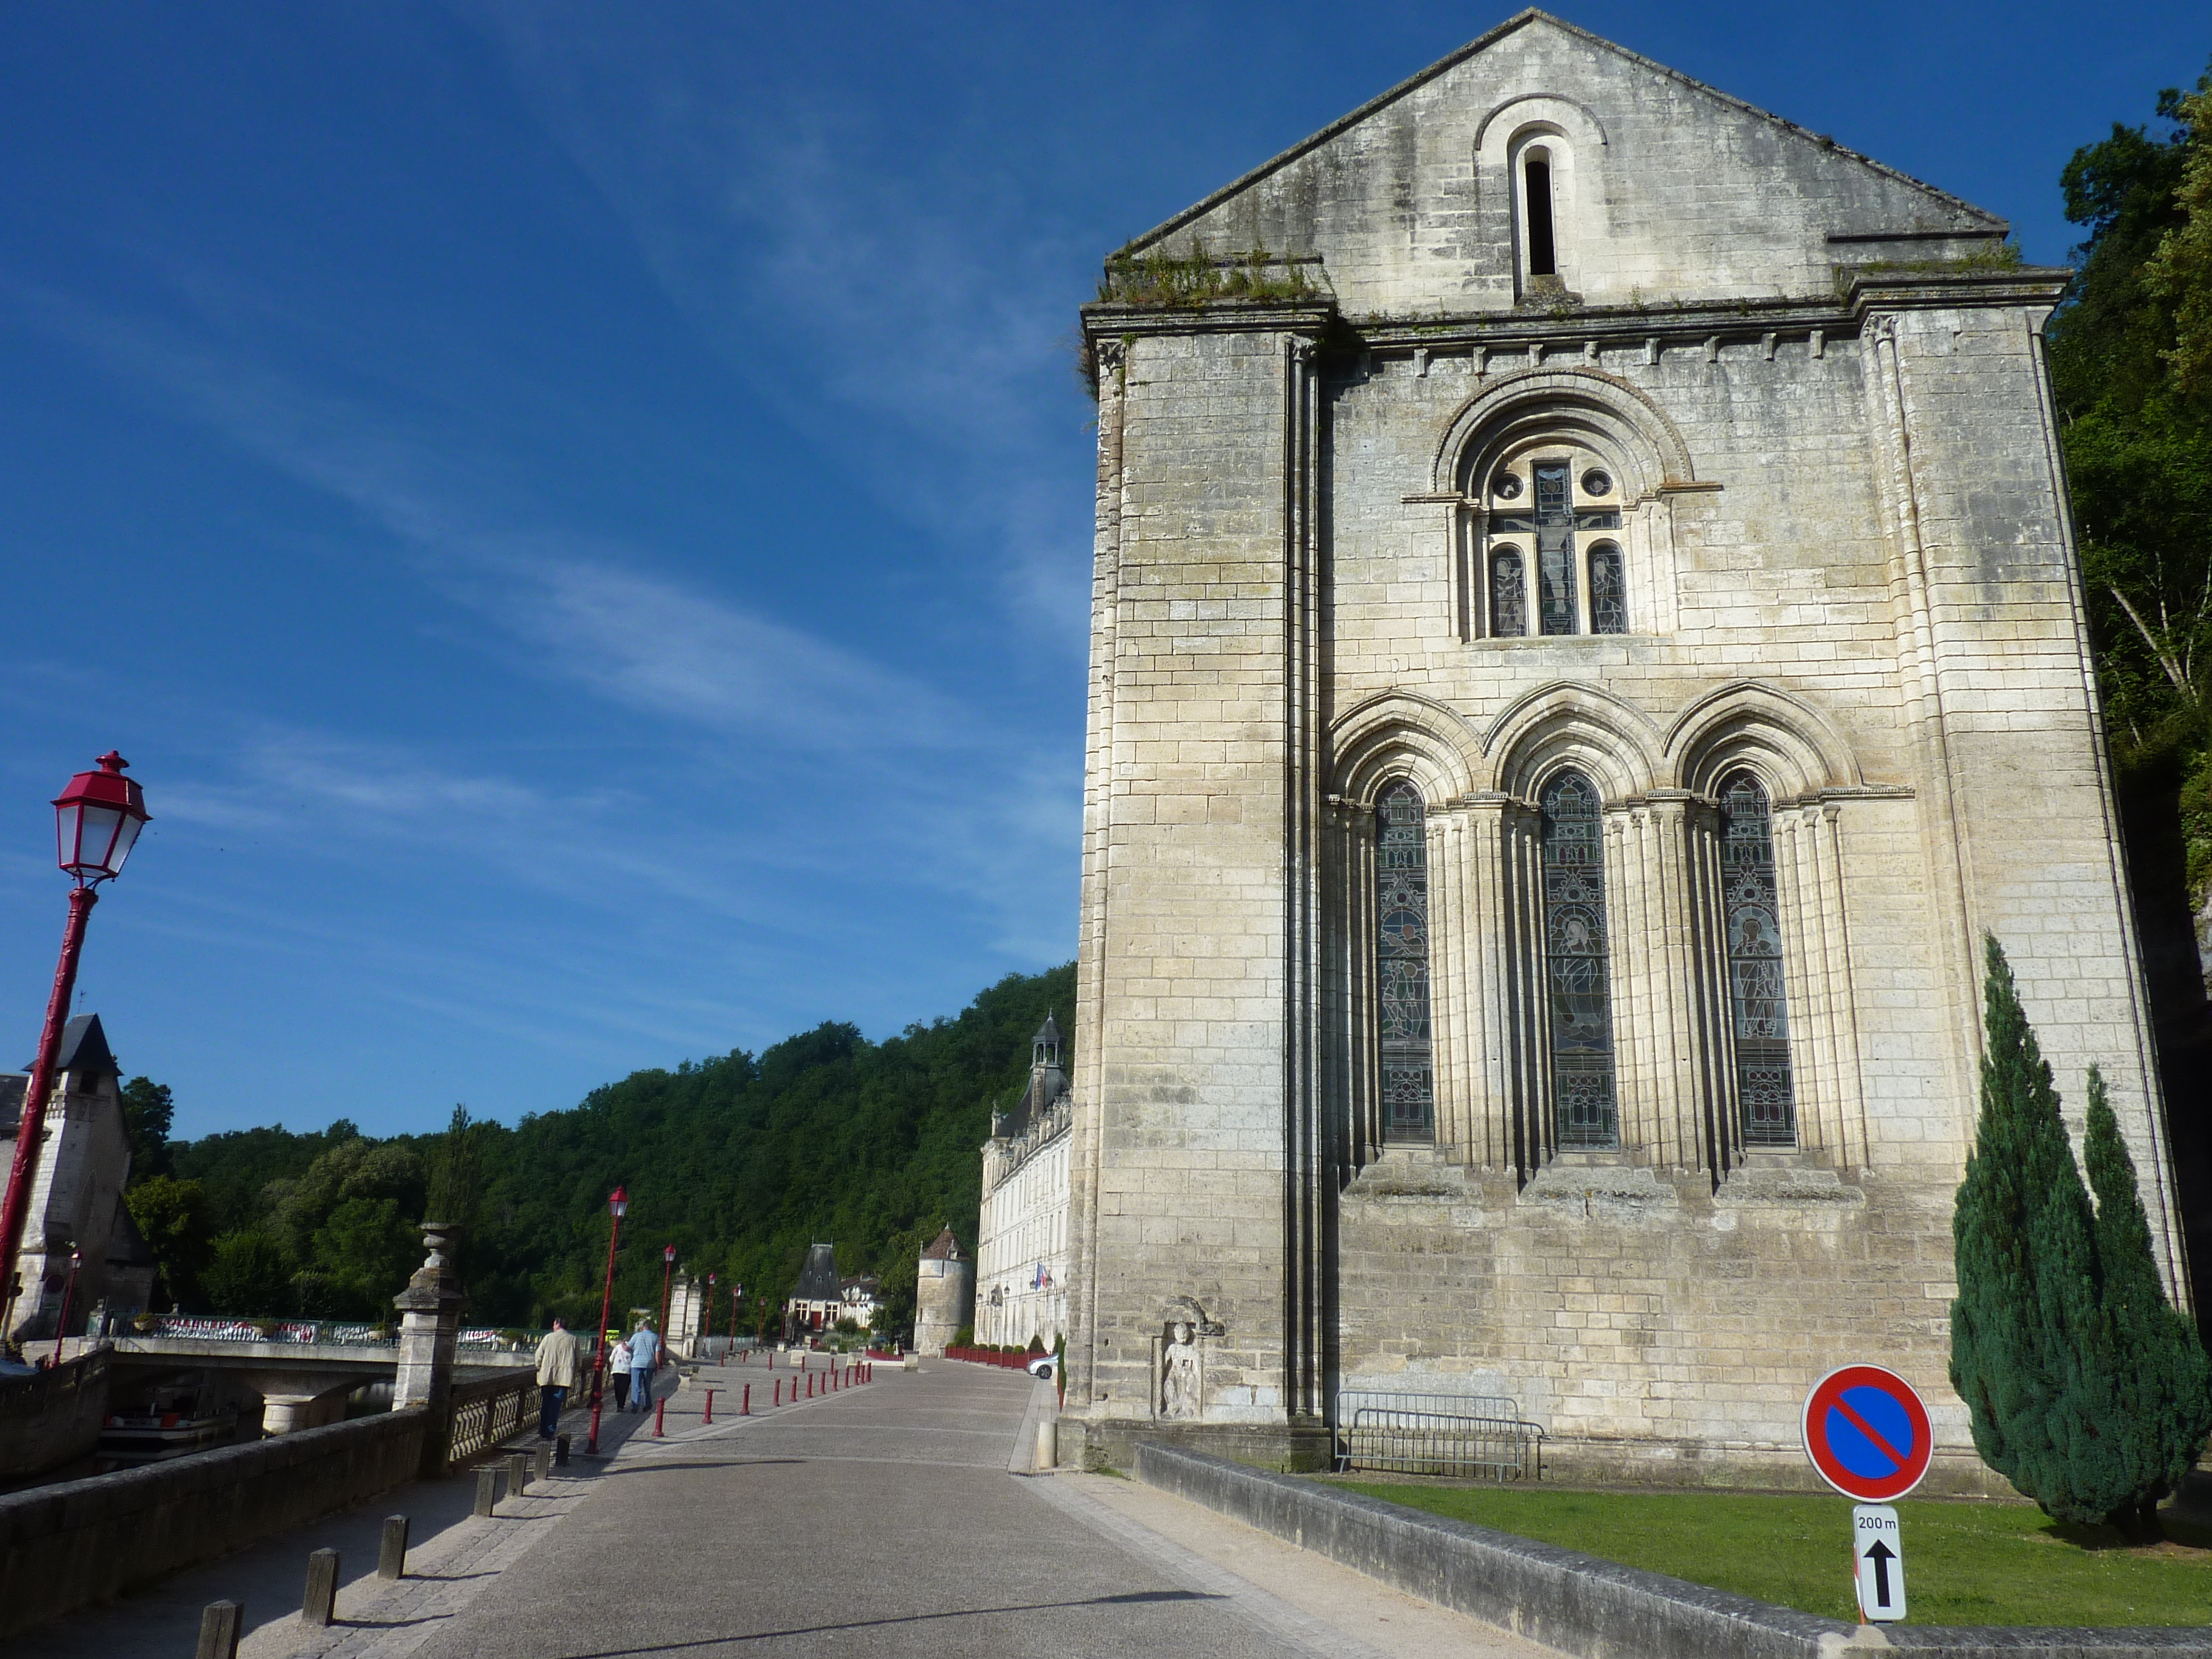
left=411, top=1359, right=1338, bottom=1659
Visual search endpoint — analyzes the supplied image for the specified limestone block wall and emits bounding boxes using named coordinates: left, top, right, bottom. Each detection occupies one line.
left=1061, top=16, right=2182, bottom=1483
left=1069, top=318, right=1327, bottom=1434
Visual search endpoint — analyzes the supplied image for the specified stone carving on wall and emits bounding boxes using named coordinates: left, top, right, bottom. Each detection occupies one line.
left=1161, top=1321, right=1201, bottom=1419
left=1156, top=1296, right=1224, bottom=1420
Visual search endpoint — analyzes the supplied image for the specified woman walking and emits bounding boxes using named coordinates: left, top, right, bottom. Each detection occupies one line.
left=609, top=1332, right=632, bottom=1411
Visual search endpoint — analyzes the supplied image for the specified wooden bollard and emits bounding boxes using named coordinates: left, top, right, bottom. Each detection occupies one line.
left=473, top=1465, right=501, bottom=1517
left=773, top=1378, right=780, bottom=1406
left=302, top=1547, right=340, bottom=1627
left=195, top=1601, right=244, bottom=1659
left=555, top=1432, right=571, bottom=1466
left=535, top=1441, right=552, bottom=1483
left=377, top=1515, right=409, bottom=1581
left=742, top=1382, right=751, bottom=1415
left=507, top=1451, right=530, bottom=1496
left=704, top=1387, right=717, bottom=1424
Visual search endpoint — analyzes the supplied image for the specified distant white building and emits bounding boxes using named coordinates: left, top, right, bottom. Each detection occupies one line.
left=0, top=1015, right=156, bottom=1342
left=975, top=1016, right=1070, bottom=1351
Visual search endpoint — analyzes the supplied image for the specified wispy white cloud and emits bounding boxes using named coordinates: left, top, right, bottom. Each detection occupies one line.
left=455, top=0, right=1099, bottom=651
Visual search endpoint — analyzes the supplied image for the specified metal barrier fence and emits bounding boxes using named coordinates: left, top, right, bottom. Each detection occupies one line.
left=1332, top=1392, right=1545, bottom=1481
left=444, top=1370, right=538, bottom=1466
left=122, top=1316, right=534, bottom=1350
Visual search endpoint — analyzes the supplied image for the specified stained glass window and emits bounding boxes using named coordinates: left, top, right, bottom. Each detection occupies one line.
left=1535, top=463, right=1577, bottom=635
left=1589, top=543, right=1626, bottom=635
left=1490, top=547, right=1526, bottom=638
left=1375, top=780, right=1433, bottom=1138
left=1541, top=771, right=1617, bottom=1147
left=1481, top=452, right=1624, bottom=639
left=1720, top=773, right=1796, bottom=1145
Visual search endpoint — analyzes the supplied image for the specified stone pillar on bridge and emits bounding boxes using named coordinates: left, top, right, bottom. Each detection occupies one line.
left=392, top=1220, right=464, bottom=1474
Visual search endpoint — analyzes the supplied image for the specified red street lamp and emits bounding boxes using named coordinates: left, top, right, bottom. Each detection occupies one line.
left=0, top=754, right=149, bottom=1338
left=50, top=1248, right=82, bottom=1366
left=585, top=1185, right=627, bottom=1455
left=657, top=1243, right=677, bottom=1348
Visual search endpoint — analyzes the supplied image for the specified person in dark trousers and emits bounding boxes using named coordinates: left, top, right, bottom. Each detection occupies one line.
left=610, top=1333, right=632, bottom=1410
left=534, top=1317, right=580, bottom=1439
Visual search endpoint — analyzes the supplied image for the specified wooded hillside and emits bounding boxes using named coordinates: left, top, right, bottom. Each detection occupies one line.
left=132, top=964, right=1073, bottom=1336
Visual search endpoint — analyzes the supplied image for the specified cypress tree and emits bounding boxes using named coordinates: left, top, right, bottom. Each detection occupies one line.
left=1950, top=936, right=2134, bottom=1525
left=2082, top=1065, right=2212, bottom=1533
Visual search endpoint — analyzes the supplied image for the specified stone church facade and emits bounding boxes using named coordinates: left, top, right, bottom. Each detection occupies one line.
left=1061, top=11, right=2187, bottom=1489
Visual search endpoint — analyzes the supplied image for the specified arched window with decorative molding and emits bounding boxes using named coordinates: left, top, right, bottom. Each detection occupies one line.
left=1718, top=771, right=1796, bottom=1145
left=1540, top=770, right=1617, bottom=1147
left=1375, top=779, right=1434, bottom=1139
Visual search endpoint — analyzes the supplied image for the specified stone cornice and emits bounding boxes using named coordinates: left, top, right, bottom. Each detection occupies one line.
left=1081, top=300, right=1335, bottom=344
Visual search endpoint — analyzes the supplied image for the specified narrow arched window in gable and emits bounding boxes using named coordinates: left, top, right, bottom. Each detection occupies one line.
left=1589, top=542, right=1626, bottom=634
left=1490, top=545, right=1526, bottom=637
left=1524, top=150, right=1557, bottom=278
left=1375, top=779, right=1434, bottom=1139
left=1719, top=772, right=1796, bottom=1145
left=1541, top=771, right=1617, bottom=1147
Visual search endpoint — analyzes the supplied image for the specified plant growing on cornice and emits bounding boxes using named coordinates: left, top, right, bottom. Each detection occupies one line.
left=1098, top=239, right=1319, bottom=309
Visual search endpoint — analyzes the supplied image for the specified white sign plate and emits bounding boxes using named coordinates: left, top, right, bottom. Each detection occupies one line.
left=1852, top=1503, right=1905, bottom=1623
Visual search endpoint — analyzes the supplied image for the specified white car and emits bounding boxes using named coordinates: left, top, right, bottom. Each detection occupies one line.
left=1025, top=1353, right=1059, bottom=1381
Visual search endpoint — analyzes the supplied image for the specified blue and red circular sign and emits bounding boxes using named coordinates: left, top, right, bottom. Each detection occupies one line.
left=1801, top=1365, right=1932, bottom=1501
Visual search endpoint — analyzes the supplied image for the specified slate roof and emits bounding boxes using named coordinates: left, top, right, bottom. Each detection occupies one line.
left=793, top=1242, right=842, bottom=1302
left=921, top=1226, right=964, bottom=1262
left=20, top=1014, right=118, bottom=1080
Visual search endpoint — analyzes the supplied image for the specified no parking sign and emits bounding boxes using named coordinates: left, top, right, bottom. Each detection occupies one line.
left=1801, top=1364, right=1931, bottom=1501
left=1803, top=1364, right=1930, bottom=1624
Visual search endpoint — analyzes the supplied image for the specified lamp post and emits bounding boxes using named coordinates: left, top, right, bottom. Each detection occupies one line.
left=705, top=1271, right=717, bottom=1351
left=732, top=1282, right=743, bottom=1352
left=0, top=754, right=149, bottom=1336
left=657, top=1244, right=677, bottom=1349
left=585, top=1185, right=627, bottom=1455
left=49, top=1248, right=81, bottom=1366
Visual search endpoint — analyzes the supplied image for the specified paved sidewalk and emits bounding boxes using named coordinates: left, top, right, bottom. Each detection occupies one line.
left=15, top=1357, right=1557, bottom=1659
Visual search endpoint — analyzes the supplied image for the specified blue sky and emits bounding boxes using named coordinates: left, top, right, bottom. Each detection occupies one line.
left=1, top=4, right=2202, bottom=1141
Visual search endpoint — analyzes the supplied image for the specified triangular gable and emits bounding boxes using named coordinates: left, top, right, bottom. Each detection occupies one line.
left=1116, top=10, right=2006, bottom=315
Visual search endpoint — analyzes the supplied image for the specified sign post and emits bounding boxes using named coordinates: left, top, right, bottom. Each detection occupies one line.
left=1801, top=1365, right=1931, bottom=1625
left=1851, top=1504, right=1906, bottom=1622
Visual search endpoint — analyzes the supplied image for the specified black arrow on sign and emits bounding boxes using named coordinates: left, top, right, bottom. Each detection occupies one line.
left=1864, top=1540, right=1895, bottom=1607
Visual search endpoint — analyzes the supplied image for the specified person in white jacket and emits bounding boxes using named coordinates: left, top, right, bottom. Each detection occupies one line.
left=609, top=1333, right=633, bottom=1410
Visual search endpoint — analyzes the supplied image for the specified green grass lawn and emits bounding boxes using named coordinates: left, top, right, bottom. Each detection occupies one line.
left=1337, top=1481, right=2212, bottom=1627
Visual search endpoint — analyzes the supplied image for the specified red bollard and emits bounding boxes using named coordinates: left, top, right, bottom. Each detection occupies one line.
left=742, top=1383, right=751, bottom=1415
left=773, top=1378, right=781, bottom=1406
left=806, top=1373, right=814, bottom=1398
left=704, top=1388, right=717, bottom=1425
left=654, top=1397, right=666, bottom=1438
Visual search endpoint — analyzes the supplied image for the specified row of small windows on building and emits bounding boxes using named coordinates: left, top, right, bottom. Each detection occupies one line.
left=1375, top=769, right=1795, bottom=1150
left=1483, top=455, right=1626, bottom=637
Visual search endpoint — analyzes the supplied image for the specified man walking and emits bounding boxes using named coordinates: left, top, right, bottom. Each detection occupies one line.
left=627, top=1320, right=660, bottom=1411
left=534, top=1317, right=580, bottom=1439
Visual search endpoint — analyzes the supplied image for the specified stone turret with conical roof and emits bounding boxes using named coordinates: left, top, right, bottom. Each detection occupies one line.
left=913, top=1225, right=973, bottom=1357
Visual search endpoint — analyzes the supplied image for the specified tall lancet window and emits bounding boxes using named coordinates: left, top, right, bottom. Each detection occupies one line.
left=1719, top=773, right=1797, bottom=1145
left=1375, top=780, right=1433, bottom=1138
left=1541, top=771, right=1617, bottom=1147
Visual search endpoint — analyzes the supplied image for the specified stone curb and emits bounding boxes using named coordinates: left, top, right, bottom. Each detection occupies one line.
left=1133, top=1442, right=2212, bottom=1658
